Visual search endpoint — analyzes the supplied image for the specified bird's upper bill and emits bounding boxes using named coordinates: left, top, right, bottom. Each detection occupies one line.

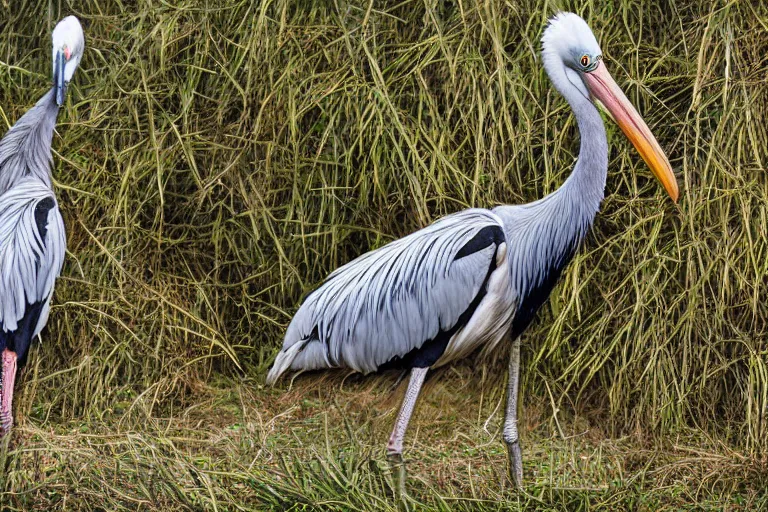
left=51, top=16, right=84, bottom=106
left=582, top=61, right=679, bottom=202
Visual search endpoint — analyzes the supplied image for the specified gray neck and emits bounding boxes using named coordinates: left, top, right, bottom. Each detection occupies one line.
left=557, top=82, right=608, bottom=214
left=498, top=73, right=608, bottom=232
left=493, top=67, right=609, bottom=299
left=0, top=88, right=60, bottom=194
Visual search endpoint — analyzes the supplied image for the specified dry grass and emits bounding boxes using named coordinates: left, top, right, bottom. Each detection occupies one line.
left=0, top=0, right=767, bottom=509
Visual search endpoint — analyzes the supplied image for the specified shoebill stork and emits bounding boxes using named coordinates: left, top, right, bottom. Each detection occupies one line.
left=0, top=16, right=84, bottom=436
left=267, top=12, right=678, bottom=486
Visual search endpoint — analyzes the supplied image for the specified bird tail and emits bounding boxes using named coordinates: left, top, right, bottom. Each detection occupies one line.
left=265, top=341, right=306, bottom=386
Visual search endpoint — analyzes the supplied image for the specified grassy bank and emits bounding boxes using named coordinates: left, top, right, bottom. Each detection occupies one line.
left=0, top=0, right=766, bottom=509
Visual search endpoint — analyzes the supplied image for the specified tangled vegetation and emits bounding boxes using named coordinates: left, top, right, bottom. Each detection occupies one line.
left=0, top=0, right=766, bottom=509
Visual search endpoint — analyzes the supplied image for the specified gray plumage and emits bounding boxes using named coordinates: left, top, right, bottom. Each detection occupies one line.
left=267, top=12, right=677, bottom=488
left=0, top=88, right=66, bottom=343
left=0, top=178, right=65, bottom=336
left=267, top=166, right=603, bottom=384
left=270, top=209, right=511, bottom=379
left=0, top=90, right=59, bottom=194
left=0, top=14, right=84, bottom=437
left=266, top=13, right=608, bottom=385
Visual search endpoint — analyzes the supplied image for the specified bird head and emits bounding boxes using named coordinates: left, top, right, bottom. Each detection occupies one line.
left=51, top=16, right=84, bottom=107
left=542, top=12, right=678, bottom=202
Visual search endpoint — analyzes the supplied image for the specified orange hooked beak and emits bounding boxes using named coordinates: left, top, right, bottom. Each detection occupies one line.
left=582, top=60, right=679, bottom=202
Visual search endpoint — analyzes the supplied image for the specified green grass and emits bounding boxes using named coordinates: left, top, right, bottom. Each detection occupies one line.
left=0, top=0, right=767, bottom=509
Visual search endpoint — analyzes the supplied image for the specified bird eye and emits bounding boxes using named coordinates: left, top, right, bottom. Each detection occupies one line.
left=580, top=55, right=590, bottom=67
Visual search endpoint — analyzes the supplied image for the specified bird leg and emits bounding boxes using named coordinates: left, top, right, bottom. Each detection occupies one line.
left=387, top=367, right=428, bottom=455
left=386, top=366, right=428, bottom=500
left=503, top=336, right=523, bottom=488
left=0, top=349, right=18, bottom=436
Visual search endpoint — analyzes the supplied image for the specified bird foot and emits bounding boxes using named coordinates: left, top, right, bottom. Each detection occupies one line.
left=506, top=440, right=523, bottom=488
left=386, top=452, right=409, bottom=506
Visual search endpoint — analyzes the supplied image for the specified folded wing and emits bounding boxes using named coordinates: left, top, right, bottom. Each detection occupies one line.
left=268, top=208, right=507, bottom=381
left=0, top=178, right=66, bottom=347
